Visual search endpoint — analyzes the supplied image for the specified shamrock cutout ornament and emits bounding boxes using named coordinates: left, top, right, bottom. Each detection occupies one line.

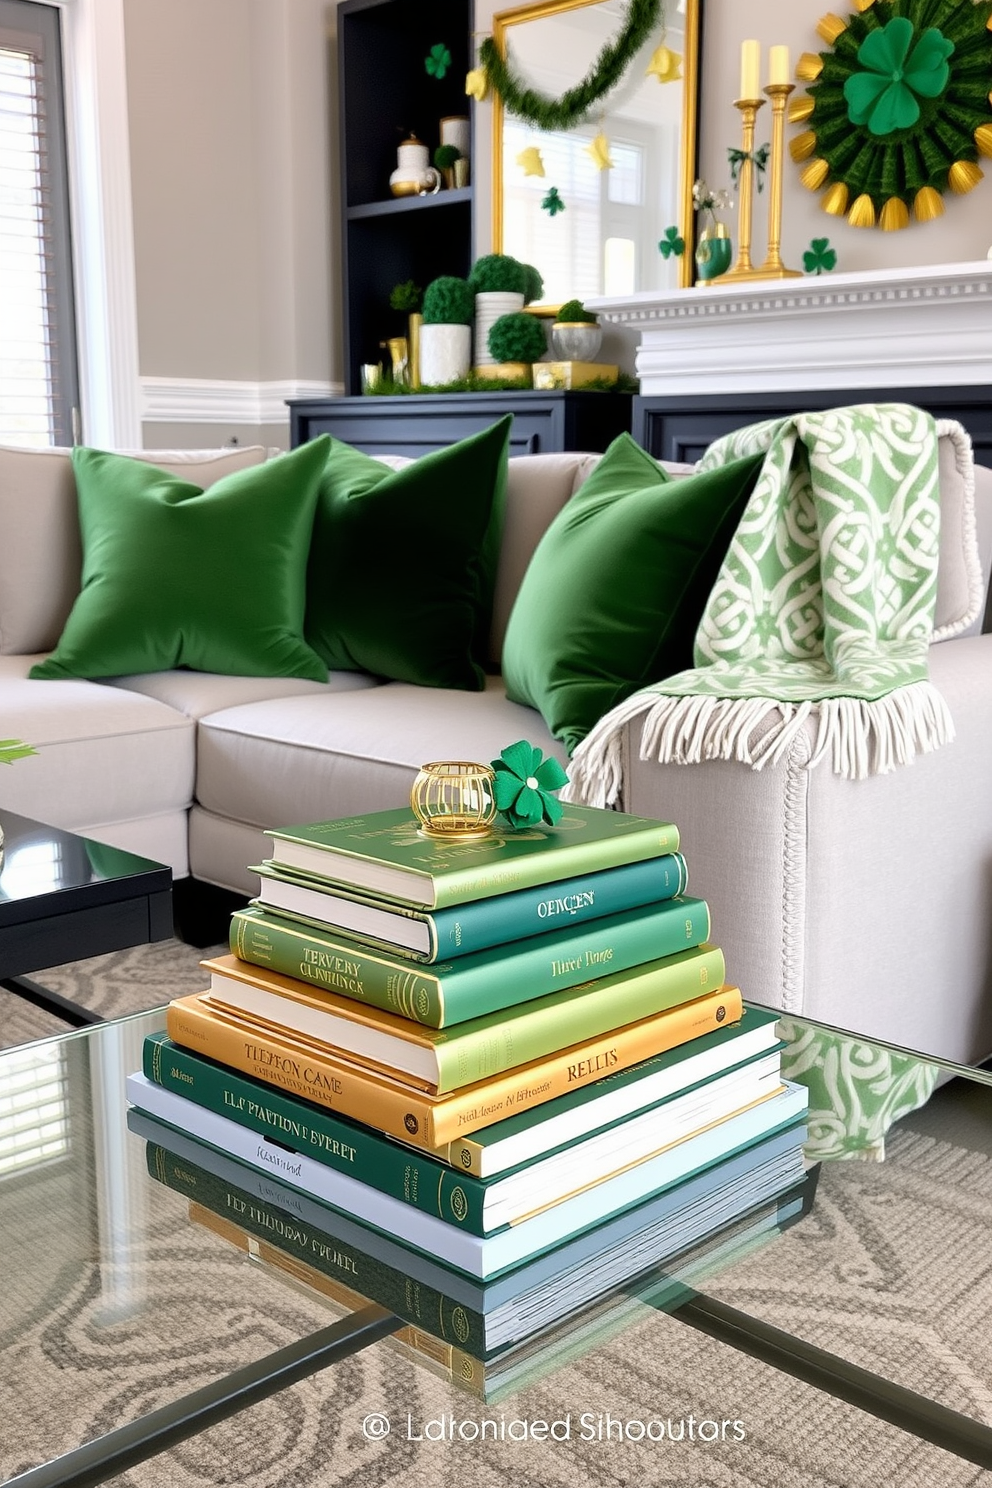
left=541, top=186, right=566, bottom=216
left=658, top=225, right=685, bottom=258
left=844, top=18, right=954, bottom=137
left=803, top=238, right=837, bottom=275
left=425, top=43, right=452, bottom=80
left=490, top=740, right=568, bottom=830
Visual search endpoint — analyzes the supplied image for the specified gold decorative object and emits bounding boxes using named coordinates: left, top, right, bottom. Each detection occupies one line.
left=532, top=360, right=619, bottom=390
left=410, top=761, right=497, bottom=840
left=407, top=313, right=422, bottom=389
left=708, top=95, right=765, bottom=282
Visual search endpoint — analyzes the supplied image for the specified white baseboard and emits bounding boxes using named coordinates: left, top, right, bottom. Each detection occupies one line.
left=140, top=378, right=344, bottom=426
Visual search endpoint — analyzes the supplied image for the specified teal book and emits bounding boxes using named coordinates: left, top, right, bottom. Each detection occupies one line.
left=250, top=851, right=690, bottom=961
left=228, top=893, right=712, bottom=1029
left=264, top=803, right=680, bottom=909
left=140, top=1023, right=784, bottom=1235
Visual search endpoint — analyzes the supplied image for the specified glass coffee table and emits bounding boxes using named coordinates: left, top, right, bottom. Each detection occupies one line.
left=1, top=1008, right=991, bottom=1488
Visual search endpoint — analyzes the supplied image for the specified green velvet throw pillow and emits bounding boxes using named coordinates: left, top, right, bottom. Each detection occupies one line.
left=306, top=416, right=511, bottom=690
left=502, top=433, right=765, bottom=753
left=30, top=439, right=331, bottom=682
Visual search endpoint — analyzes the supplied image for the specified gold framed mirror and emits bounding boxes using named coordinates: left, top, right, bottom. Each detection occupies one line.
left=491, top=0, right=699, bottom=300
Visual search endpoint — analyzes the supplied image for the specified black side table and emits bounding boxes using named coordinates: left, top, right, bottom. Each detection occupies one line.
left=0, top=809, right=172, bottom=1026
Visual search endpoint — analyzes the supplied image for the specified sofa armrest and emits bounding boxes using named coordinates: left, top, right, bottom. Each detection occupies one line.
left=618, top=632, right=992, bottom=1064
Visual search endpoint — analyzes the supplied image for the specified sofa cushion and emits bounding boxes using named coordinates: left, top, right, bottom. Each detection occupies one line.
left=0, top=655, right=194, bottom=831
left=306, top=418, right=512, bottom=690
left=503, top=434, right=764, bottom=753
left=0, top=443, right=270, bottom=656
left=29, top=440, right=330, bottom=683
left=101, top=668, right=382, bottom=722
left=195, top=675, right=565, bottom=831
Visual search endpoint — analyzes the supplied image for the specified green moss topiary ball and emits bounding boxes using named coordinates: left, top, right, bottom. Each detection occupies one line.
left=488, top=311, right=548, bottom=364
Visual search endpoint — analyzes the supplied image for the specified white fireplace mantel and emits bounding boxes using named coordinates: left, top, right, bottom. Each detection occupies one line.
left=589, top=261, right=992, bottom=398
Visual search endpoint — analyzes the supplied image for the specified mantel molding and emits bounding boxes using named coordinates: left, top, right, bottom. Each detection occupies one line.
left=589, top=261, right=992, bottom=397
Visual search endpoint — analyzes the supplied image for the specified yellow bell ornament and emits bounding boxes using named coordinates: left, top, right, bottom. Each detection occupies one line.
left=516, top=146, right=546, bottom=178
left=465, top=66, right=488, bottom=101
left=586, top=132, right=614, bottom=171
left=646, top=43, right=682, bottom=83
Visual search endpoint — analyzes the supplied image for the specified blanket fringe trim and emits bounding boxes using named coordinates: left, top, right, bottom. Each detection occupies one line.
left=563, top=683, right=956, bottom=806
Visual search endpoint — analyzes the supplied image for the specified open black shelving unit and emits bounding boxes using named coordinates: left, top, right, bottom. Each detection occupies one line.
left=338, top=0, right=474, bottom=395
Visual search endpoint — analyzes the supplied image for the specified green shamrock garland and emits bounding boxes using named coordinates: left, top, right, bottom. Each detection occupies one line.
left=542, top=186, right=566, bottom=216
left=479, top=0, right=660, bottom=131
left=790, top=0, right=992, bottom=230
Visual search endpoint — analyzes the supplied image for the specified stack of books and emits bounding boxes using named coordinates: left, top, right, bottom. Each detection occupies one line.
left=127, top=801, right=810, bottom=1372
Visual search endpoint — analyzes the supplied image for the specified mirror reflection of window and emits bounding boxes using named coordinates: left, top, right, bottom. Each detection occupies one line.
left=0, top=1045, right=70, bottom=1177
left=496, top=0, right=695, bottom=300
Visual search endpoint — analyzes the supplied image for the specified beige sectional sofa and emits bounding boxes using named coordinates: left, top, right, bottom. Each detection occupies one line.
left=2, top=434, right=991, bottom=1064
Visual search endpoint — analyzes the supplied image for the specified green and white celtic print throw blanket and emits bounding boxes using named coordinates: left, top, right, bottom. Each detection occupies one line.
left=567, top=404, right=966, bottom=801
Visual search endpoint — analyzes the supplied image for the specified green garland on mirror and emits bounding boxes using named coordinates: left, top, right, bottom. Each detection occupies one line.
left=790, top=0, right=992, bottom=230
left=479, top=0, right=661, bottom=131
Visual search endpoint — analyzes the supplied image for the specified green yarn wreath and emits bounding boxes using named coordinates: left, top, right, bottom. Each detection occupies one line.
left=791, top=0, right=992, bottom=230
left=480, top=0, right=660, bottom=131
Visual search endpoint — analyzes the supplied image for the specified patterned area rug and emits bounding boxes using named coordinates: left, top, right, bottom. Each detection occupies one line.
left=1, top=945, right=990, bottom=1486
left=0, top=938, right=226, bottom=1049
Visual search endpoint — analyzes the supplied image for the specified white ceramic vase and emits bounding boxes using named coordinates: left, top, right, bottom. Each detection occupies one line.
left=420, top=323, right=472, bottom=385
left=474, top=291, right=524, bottom=367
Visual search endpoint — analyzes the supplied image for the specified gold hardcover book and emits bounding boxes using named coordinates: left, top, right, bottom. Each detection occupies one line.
left=166, top=984, right=744, bottom=1150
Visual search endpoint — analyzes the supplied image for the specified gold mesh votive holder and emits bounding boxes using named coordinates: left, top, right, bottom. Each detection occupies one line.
left=410, top=761, right=497, bottom=840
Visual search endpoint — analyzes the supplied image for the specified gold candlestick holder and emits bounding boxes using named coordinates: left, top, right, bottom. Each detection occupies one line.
left=758, top=81, right=802, bottom=279
left=711, top=96, right=765, bottom=284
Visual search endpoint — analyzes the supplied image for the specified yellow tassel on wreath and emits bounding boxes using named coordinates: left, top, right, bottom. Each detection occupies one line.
left=821, top=182, right=849, bottom=216
left=800, top=158, right=830, bottom=191
left=913, top=186, right=944, bottom=221
left=816, top=14, right=848, bottom=44
left=790, top=131, right=818, bottom=163
left=977, top=125, right=992, bottom=158
left=948, top=160, right=983, bottom=194
left=796, top=52, right=824, bottom=82
left=848, top=194, right=876, bottom=228
left=879, top=198, right=909, bottom=231
left=789, top=96, right=815, bottom=125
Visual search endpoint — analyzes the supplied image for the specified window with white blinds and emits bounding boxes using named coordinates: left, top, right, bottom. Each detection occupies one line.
left=0, top=0, right=78, bottom=447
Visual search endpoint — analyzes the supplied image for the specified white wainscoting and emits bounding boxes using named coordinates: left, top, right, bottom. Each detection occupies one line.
left=140, top=378, right=343, bottom=428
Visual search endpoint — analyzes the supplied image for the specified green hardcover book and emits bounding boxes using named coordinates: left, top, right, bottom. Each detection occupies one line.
left=264, top=803, right=680, bottom=909
left=228, top=894, right=711, bottom=1030
left=251, top=851, right=690, bottom=962
left=206, top=938, right=725, bottom=1093
left=141, top=1023, right=783, bottom=1235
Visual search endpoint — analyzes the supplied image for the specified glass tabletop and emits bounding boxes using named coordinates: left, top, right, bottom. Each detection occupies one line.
left=1, top=1008, right=991, bottom=1486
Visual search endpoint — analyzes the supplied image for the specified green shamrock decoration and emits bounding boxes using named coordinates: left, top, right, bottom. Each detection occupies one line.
left=803, top=238, right=837, bottom=275
left=657, top=225, right=685, bottom=258
left=541, top=186, right=566, bottom=216
left=844, top=18, right=954, bottom=137
left=424, top=43, right=452, bottom=80
left=490, top=740, right=569, bottom=829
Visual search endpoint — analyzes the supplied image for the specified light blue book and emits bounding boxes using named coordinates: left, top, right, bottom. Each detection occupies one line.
left=126, top=1071, right=808, bottom=1280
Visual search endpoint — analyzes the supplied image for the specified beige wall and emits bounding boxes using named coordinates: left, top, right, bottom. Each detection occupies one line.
left=124, top=0, right=339, bottom=412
